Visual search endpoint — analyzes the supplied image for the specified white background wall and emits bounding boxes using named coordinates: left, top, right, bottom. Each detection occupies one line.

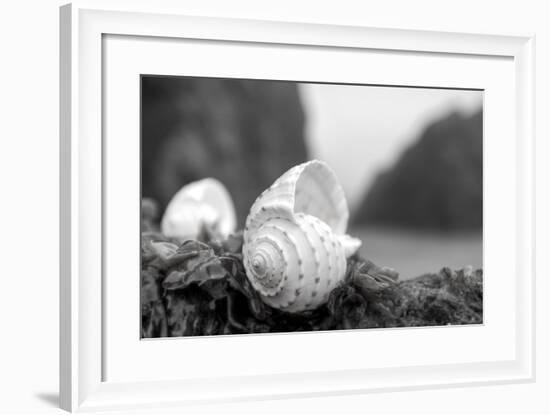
left=0, top=0, right=547, bottom=414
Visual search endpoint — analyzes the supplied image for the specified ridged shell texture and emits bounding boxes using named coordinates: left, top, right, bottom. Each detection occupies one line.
left=243, top=160, right=360, bottom=313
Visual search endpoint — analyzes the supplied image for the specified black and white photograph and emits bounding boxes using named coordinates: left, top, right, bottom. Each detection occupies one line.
left=140, top=76, right=483, bottom=338
left=1, top=0, right=543, bottom=412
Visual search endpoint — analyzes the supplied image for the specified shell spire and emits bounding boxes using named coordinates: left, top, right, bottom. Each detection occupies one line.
left=242, top=160, right=361, bottom=313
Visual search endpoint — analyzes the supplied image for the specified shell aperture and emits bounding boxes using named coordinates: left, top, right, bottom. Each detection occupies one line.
left=242, top=160, right=361, bottom=313
left=161, top=178, right=237, bottom=242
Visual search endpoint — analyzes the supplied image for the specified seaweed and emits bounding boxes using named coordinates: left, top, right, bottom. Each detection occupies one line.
left=140, top=205, right=483, bottom=338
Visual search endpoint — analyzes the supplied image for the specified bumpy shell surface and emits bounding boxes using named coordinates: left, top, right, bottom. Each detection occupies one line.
left=243, top=160, right=361, bottom=313
left=161, top=178, right=237, bottom=241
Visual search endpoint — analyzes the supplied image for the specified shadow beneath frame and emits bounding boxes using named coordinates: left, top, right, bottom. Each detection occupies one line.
left=35, top=392, right=59, bottom=407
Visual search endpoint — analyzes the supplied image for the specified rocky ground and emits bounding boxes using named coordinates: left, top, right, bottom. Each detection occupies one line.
left=141, top=215, right=483, bottom=338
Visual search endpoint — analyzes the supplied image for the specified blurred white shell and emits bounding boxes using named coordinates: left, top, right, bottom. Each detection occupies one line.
left=243, top=160, right=361, bottom=313
left=161, top=178, right=237, bottom=241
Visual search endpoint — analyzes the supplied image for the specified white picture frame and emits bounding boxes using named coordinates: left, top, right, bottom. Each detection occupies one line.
left=60, top=1, right=535, bottom=412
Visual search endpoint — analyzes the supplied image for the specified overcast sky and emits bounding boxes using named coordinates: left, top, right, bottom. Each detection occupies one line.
left=299, top=84, right=483, bottom=209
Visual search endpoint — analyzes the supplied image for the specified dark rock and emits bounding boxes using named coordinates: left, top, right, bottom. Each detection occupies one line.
left=354, top=109, right=482, bottom=230
left=352, top=266, right=483, bottom=328
left=141, top=77, right=308, bottom=227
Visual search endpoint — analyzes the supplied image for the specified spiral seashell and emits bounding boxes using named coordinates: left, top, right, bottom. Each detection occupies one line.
left=161, top=178, right=237, bottom=242
left=243, top=160, right=361, bottom=313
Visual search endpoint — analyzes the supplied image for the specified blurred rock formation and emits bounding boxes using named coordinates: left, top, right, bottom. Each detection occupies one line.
left=141, top=77, right=308, bottom=226
left=354, top=109, right=482, bottom=230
